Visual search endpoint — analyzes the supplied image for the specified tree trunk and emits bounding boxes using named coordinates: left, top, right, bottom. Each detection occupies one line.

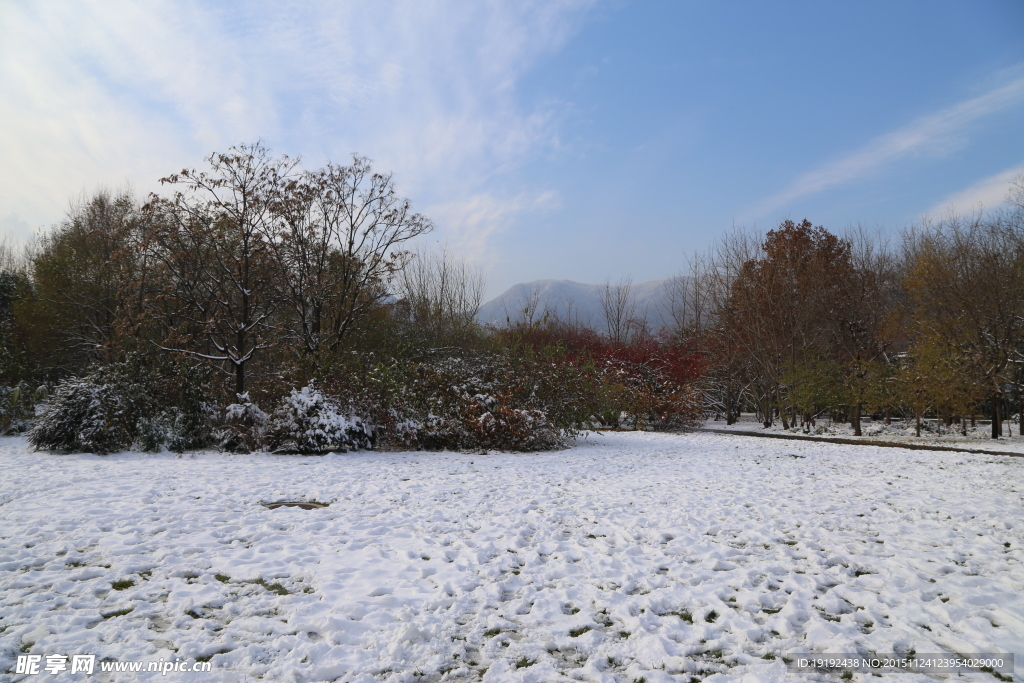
left=1019, top=383, right=1023, bottom=436
left=852, top=402, right=862, bottom=436
left=999, top=394, right=1005, bottom=437
left=991, top=393, right=1001, bottom=439
left=915, top=409, right=921, bottom=437
left=884, top=406, right=890, bottom=426
left=235, top=361, right=245, bottom=397
left=776, top=385, right=789, bottom=430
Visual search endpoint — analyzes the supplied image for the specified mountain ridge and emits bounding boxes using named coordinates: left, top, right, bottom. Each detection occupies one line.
left=476, top=278, right=678, bottom=331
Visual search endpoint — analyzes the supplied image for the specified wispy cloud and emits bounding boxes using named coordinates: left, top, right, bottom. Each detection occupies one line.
left=426, top=191, right=560, bottom=265
left=0, top=1, right=591, bottom=247
left=924, top=162, right=1024, bottom=218
left=741, top=73, right=1024, bottom=223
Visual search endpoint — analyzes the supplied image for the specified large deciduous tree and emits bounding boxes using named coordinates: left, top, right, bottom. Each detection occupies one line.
left=144, top=143, right=294, bottom=397
left=267, top=156, right=432, bottom=359
left=29, top=190, right=142, bottom=371
left=903, top=212, right=1024, bottom=438
left=719, top=220, right=852, bottom=428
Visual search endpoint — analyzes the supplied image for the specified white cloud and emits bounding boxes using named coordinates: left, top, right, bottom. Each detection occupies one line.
left=0, top=0, right=591, bottom=255
left=923, top=163, right=1024, bottom=219
left=426, top=190, right=560, bottom=265
left=741, top=73, right=1024, bottom=223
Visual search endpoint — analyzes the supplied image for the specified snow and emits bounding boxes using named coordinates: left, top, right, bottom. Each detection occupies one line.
left=1, top=432, right=1022, bottom=682
left=707, top=415, right=1024, bottom=455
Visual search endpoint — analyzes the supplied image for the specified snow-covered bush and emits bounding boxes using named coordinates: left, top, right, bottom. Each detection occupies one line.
left=27, top=358, right=216, bottom=454
left=417, top=392, right=563, bottom=451
left=398, top=356, right=567, bottom=451
left=587, top=353, right=705, bottom=431
left=267, top=384, right=373, bottom=453
left=28, top=365, right=157, bottom=454
left=319, top=353, right=567, bottom=452
left=215, top=393, right=269, bottom=453
left=161, top=363, right=217, bottom=452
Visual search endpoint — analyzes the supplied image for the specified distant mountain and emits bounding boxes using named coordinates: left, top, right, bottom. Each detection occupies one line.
left=476, top=278, right=679, bottom=331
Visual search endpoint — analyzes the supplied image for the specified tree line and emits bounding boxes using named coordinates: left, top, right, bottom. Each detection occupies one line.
left=3, top=141, right=1019, bottom=450
left=669, top=177, right=1024, bottom=439
left=0, top=143, right=703, bottom=452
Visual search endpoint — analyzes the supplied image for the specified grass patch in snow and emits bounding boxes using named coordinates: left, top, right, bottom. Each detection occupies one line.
left=705, top=610, right=719, bottom=623
left=569, top=625, right=591, bottom=637
left=102, top=607, right=134, bottom=619
left=215, top=573, right=230, bottom=583
left=253, top=578, right=289, bottom=595
left=194, top=649, right=231, bottom=663
left=111, top=579, right=134, bottom=591
left=514, top=657, right=534, bottom=669
left=662, top=609, right=693, bottom=623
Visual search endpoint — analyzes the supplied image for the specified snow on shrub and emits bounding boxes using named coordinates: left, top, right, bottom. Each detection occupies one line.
left=28, top=366, right=155, bottom=454
left=267, top=384, right=373, bottom=454
left=28, top=358, right=216, bottom=454
left=215, top=393, right=269, bottom=453
left=417, top=392, right=563, bottom=452
left=398, top=357, right=567, bottom=452
left=160, top=363, right=217, bottom=452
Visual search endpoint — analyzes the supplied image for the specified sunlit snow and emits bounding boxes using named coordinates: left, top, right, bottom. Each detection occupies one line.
left=1, top=432, right=1021, bottom=682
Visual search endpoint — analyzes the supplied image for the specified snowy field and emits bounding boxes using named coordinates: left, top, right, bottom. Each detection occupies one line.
left=1, top=432, right=1022, bottom=682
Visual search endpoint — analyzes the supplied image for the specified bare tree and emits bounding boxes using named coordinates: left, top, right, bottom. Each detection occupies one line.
left=663, top=251, right=716, bottom=336
left=600, top=276, right=635, bottom=344
left=144, top=143, right=294, bottom=396
left=1009, top=174, right=1024, bottom=212
left=692, top=229, right=758, bottom=424
left=505, top=285, right=544, bottom=328
left=0, top=235, right=28, bottom=274
left=398, top=246, right=485, bottom=341
left=831, top=225, right=899, bottom=434
left=264, top=156, right=431, bottom=357
left=300, top=157, right=432, bottom=352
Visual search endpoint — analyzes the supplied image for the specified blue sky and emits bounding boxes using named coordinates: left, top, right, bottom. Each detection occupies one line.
left=2, top=1, right=1023, bottom=296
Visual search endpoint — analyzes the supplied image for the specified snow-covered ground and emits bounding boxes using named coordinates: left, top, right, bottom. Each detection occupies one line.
left=707, top=415, right=1024, bottom=455
left=1, top=432, right=1022, bottom=682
